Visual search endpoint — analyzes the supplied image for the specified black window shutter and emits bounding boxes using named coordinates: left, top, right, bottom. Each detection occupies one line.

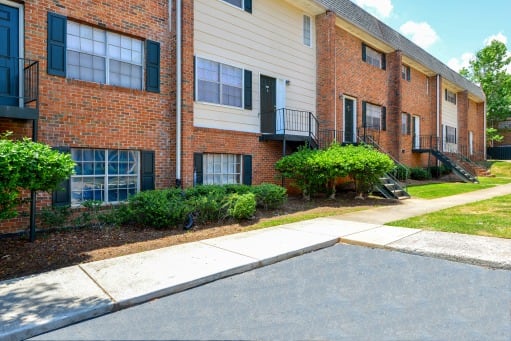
left=47, top=12, right=67, bottom=77
left=362, top=101, right=367, bottom=127
left=194, top=153, right=203, bottom=185
left=244, top=69, right=252, bottom=110
left=361, top=43, right=367, bottom=62
left=381, top=106, right=386, bottom=131
left=445, top=89, right=448, bottom=101
left=242, top=155, right=252, bottom=185
left=244, top=0, right=252, bottom=13
left=407, top=67, right=411, bottom=81
left=140, top=150, right=155, bottom=191
left=407, top=113, right=411, bottom=135
left=52, top=147, right=71, bottom=206
left=145, top=40, right=160, bottom=93
left=381, top=53, right=386, bottom=70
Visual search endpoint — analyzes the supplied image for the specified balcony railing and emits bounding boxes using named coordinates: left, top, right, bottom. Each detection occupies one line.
left=261, top=108, right=319, bottom=143
left=0, top=55, right=39, bottom=119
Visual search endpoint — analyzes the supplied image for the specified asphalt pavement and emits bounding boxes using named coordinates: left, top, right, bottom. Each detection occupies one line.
left=1, top=183, right=511, bottom=340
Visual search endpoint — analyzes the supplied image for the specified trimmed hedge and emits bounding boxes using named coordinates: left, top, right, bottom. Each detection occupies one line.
left=116, top=183, right=287, bottom=229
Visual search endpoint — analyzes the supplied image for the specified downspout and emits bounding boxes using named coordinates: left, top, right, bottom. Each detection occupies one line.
left=436, top=74, right=440, bottom=147
left=483, top=101, right=487, bottom=159
left=175, top=0, right=182, bottom=188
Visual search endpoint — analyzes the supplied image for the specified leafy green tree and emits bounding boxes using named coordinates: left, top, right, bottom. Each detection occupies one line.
left=486, top=127, right=504, bottom=147
left=0, top=133, right=75, bottom=219
left=460, top=40, right=511, bottom=126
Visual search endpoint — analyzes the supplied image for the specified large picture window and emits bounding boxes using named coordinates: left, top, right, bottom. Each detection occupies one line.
left=67, top=21, right=143, bottom=90
left=196, top=57, right=243, bottom=108
left=203, top=154, right=241, bottom=185
left=71, top=149, right=139, bottom=205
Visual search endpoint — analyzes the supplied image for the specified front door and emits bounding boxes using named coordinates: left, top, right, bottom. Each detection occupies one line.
left=413, top=116, right=420, bottom=148
left=260, top=75, right=276, bottom=133
left=0, top=3, right=19, bottom=106
left=343, top=97, right=356, bottom=142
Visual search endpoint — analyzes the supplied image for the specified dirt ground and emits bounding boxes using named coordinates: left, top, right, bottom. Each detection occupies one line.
left=0, top=194, right=398, bottom=281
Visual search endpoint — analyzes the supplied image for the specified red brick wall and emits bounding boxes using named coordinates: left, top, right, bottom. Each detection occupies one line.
left=0, top=0, right=174, bottom=233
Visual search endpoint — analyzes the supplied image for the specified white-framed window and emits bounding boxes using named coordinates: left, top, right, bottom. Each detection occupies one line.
left=445, top=89, right=457, bottom=104
left=196, top=57, right=243, bottom=108
left=365, top=103, right=382, bottom=130
left=221, top=0, right=250, bottom=11
left=67, top=21, right=143, bottom=90
left=401, top=113, right=411, bottom=135
left=71, top=149, right=139, bottom=205
left=303, top=15, right=311, bottom=47
left=203, top=153, right=241, bottom=185
left=401, top=65, right=411, bottom=81
left=445, top=125, right=457, bottom=144
left=363, top=44, right=384, bottom=69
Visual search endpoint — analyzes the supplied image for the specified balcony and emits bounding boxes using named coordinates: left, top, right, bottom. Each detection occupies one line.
left=0, top=55, right=39, bottom=120
left=259, top=108, right=319, bottom=147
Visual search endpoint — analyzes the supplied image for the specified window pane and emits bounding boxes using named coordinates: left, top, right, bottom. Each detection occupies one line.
left=198, top=59, right=219, bottom=82
left=221, top=65, right=242, bottom=87
left=223, top=0, right=242, bottom=8
left=198, top=81, right=220, bottom=103
left=222, top=85, right=242, bottom=107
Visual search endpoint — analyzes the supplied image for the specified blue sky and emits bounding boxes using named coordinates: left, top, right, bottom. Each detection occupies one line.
left=350, top=0, right=511, bottom=72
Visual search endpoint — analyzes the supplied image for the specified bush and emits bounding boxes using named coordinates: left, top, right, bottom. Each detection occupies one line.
left=251, top=183, right=287, bottom=209
left=393, top=164, right=410, bottom=181
left=410, top=167, right=432, bottom=180
left=187, top=193, right=227, bottom=224
left=224, top=184, right=252, bottom=194
left=226, top=193, right=256, bottom=220
left=0, top=133, right=75, bottom=219
left=125, top=189, right=188, bottom=228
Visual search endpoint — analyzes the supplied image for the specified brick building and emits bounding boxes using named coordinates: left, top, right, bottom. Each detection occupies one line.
left=0, top=0, right=485, bottom=233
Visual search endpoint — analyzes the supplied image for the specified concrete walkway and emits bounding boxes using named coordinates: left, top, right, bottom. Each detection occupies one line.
left=1, top=184, right=511, bottom=340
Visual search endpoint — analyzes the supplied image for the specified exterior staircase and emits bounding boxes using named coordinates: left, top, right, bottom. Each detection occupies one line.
left=376, top=174, right=411, bottom=200
left=431, top=149, right=479, bottom=183
left=358, top=135, right=411, bottom=200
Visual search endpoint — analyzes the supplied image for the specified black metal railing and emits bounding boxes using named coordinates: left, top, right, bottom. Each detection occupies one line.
left=0, top=55, right=39, bottom=108
left=261, top=108, right=319, bottom=142
left=317, top=129, right=344, bottom=149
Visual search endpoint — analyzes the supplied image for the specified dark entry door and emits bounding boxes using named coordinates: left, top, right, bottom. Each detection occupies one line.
left=0, top=4, right=19, bottom=106
left=260, top=75, right=276, bottom=133
left=344, top=97, right=355, bottom=142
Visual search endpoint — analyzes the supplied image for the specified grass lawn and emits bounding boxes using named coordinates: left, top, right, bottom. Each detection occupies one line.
left=406, top=177, right=511, bottom=199
left=390, top=161, right=511, bottom=238
left=388, top=194, right=511, bottom=239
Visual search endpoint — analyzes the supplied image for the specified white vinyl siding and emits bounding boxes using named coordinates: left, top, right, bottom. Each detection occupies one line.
left=194, top=0, right=316, bottom=133
left=442, top=86, right=458, bottom=152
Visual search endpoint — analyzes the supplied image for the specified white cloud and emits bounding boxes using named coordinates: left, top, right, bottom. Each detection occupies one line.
left=399, top=21, right=439, bottom=49
left=354, top=0, right=393, bottom=18
left=484, top=32, right=508, bottom=46
left=447, top=52, right=475, bottom=72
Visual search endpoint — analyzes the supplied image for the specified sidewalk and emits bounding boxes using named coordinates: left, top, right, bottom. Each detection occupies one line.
left=1, top=184, right=511, bottom=340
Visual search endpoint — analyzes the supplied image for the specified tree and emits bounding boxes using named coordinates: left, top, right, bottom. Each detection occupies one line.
left=0, top=133, right=75, bottom=220
left=460, top=40, right=511, bottom=126
left=486, top=127, right=504, bottom=147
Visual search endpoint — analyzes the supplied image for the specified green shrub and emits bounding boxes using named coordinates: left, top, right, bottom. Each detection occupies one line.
left=39, top=205, right=72, bottom=228
left=224, top=184, right=251, bottom=194
left=126, top=189, right=187, bottom=228
left=187, top=193, right=227, bottom=224
left=226, top=193, right=256, bottom=220
left=251, top=183, right=287, bottom=209
left=393, top=164, right=410, bottom=181
left=185, top=184, right=226, bottom=199
left=410, top=167, right=432, bottom=180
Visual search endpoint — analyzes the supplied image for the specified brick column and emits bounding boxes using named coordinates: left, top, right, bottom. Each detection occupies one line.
left=386, top=50, right=402, bottom=159
left=457, top=90, right=469, bottom=151
left=315, top=10, right=336, bottom=130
